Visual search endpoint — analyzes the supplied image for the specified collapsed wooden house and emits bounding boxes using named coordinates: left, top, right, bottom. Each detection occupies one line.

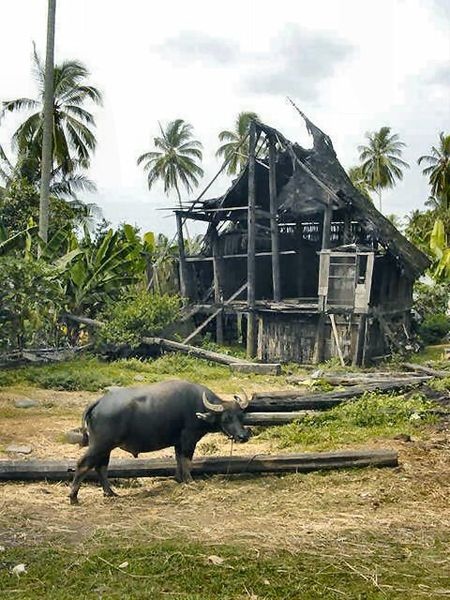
left=174, top=113, right=430, bottom=365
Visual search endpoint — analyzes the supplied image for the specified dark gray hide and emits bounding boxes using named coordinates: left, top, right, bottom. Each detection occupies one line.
left=69, top=379, right=250, bottom=504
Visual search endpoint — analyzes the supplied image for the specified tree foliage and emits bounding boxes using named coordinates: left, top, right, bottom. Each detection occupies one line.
left=2, top=46, right=102, bottom=178
left=357, top=126, right=409, bottom=211
left=418, top=132, right=450, bottom=210
left=137, top=119, right=203, bottom=204
left=216, top=111, right=259, bottom=175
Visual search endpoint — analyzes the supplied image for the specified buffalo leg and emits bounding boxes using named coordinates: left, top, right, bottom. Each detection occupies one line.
left=69, top=448, right=109, bottom=504
left=175, top=439, right=196, bottom=484
left=95, top=453, right=117, bottom=498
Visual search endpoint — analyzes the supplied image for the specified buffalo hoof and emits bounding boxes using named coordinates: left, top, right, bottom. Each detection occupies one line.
left=103, top=490, right=119, bottom=498
left=69, top=496, right=79, bottom=506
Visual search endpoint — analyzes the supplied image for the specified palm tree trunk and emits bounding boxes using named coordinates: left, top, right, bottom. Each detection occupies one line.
left=38, top=0, right=56, bottom=249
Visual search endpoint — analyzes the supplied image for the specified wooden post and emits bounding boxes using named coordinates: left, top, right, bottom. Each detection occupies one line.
left=211, top=227, right=224, bottom=343
left=353, top=313, right=368, bottom=366
left=321, top=200, right=333, bottom=251
left=343, top=212, right=352, bottom=244
left=314, top=199, right=333, bottom=364
left=176, top=211, right=190, bottom=298
left=246, top=120, right=257, bottom=358
left=268, top=138, right=281, bottom=301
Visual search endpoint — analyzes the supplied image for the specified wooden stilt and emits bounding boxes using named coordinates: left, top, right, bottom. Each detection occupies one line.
left=176, top=211, right=190, bottom=298
left=246, top=120, right=257, bottom=358
left=268, top=138, right=281, bottom=301
left=353, top=313, right=368, bottom=366
left=314, top=198, right=333, bottom=364
left=211, top=227, right=224, bottom=343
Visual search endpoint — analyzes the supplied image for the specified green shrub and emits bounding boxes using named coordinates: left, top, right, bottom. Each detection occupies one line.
left=418, top=313, right=450, bottom=344
left=97, top=291, right=181, bottom=348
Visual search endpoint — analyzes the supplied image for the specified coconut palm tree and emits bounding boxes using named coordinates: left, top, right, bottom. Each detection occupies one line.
left=358, top=127, right=409, bottom=212
left=0, top=142, right=95, bottom=200
left=418, top=132, right=450, bottom=210
left=137, top=119, right=203, bottom=206
left=2, top=46, right=102, bottom=178
left=39, top=0, right=57, bottom=244
left=347, top=165, right=373, bottom=200
left=216, top=111, right=260, bottom=175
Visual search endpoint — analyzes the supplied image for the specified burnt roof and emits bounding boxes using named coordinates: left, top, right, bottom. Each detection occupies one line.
left=201, top=116, right=430, bottom=277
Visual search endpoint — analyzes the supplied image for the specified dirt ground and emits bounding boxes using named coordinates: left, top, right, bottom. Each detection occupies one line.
left=1, top=387, right=449, bottom=568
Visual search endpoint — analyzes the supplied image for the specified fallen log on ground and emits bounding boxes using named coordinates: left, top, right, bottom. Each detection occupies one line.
left=287, top=372, right=430, bottom=386
left=402, top=362, right=450, bottom=378
left=243, top=411, right=315, bottom=425
left=0, top=449, right=398, bottom=481
left=63, top=314, right=282, bottom=374
left=143, top=337, right=281, bottom=374
left=250, top=378, right=431, bottom=412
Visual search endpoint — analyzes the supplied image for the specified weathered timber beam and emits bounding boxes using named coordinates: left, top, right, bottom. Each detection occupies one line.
left=247, top=120, right=257, bottom=358
left=176, top=211, right=191, bottom=298
left=250, top=379, right=429, bottom=412
left=211, top=227, right=224, bottom=344
left=143, top=336, right=242, bottom=365
left=402, top=363, right=450, bottom=378
left=287, top=374, right=431, bottom=387
left=243, top=411, right=314, bottom=425
left=269, top=138, right=281, bottom=302
left=230, top=362, right=282, bottom=375
left=0, top=449, right=399, bottom=481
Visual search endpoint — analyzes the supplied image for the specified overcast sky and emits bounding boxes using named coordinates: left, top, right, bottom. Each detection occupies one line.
left=1, top=0, right=449, bottom=236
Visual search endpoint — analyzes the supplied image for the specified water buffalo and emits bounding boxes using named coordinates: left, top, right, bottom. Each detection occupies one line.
left=69, top=379, right=250, bottom=504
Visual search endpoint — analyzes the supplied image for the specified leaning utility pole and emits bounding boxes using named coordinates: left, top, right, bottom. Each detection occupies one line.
left=38, top=0, right=56, bottom=247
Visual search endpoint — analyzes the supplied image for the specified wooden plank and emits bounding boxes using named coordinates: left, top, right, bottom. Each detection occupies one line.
left=250, top=378, right=428, bottom=411
left=287, top=374, right=431, bottom=387
left=402, top=363, right=450, bottom=378
left=230, top=362, right=282, bottom=375
left=0, top=449, right=399, bottom=481
left=247, top=120, right=258, bottom=358
left=353, top=313, right=367, bottom=366
left=182, top=283, right=248, bottom=344
left=185, top=250, right=296, bottom=263
left=243, top=411, right=314, bottom=425
left=329, top=313, right=345, bottom=366
left=268, top=139, right=281, bottom=301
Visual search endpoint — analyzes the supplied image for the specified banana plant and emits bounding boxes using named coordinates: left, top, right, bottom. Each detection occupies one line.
left=0, top=221, right=38, bottom=256
left=430, top=218, right=450, bottom=280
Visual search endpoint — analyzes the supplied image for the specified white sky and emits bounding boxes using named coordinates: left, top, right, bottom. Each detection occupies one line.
left=1, top=0, right=449, bottom=236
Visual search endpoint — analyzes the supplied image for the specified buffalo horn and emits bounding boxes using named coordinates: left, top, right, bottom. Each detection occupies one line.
left=202, top=392, right=224, bottom=413
left=235, top=390, right=250, bottom=410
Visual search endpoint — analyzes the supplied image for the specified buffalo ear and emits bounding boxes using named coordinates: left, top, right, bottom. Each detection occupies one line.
left=196, top=412, right=215, bottom=423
